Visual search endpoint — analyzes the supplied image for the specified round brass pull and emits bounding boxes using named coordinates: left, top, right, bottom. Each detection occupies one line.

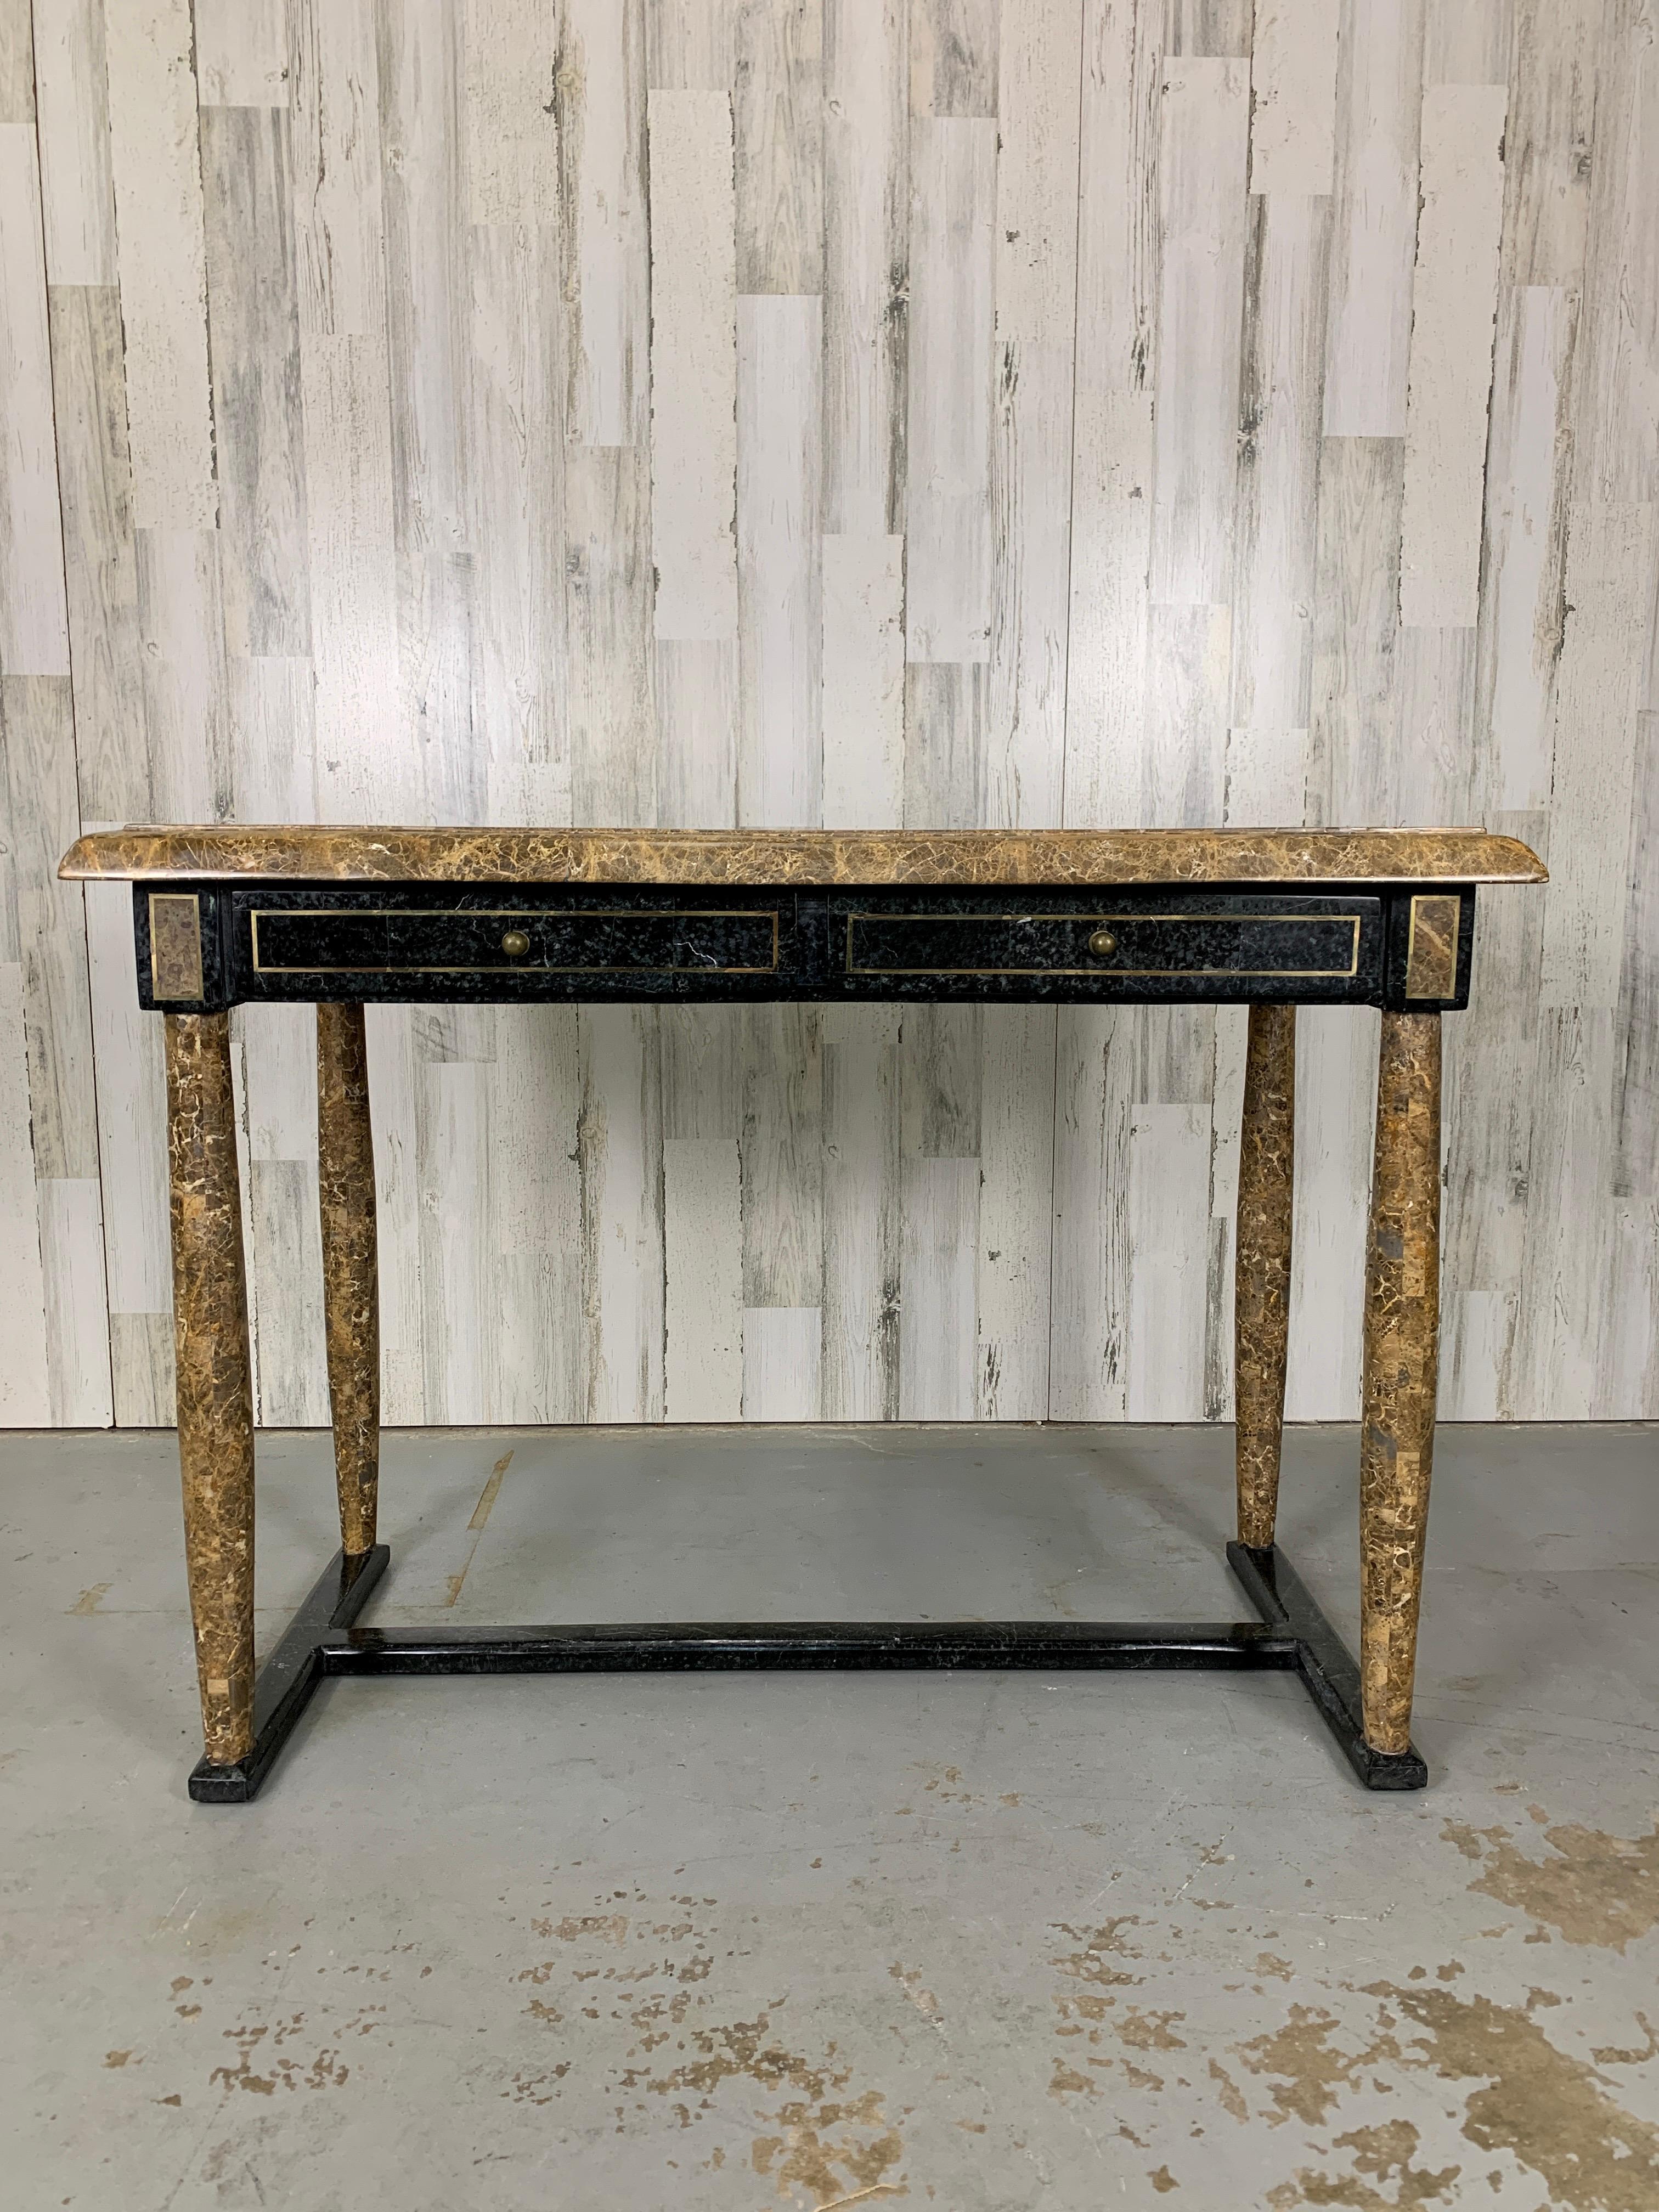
left=500, top=929, right=531, bottom=957
left=1088, top=928, right=1118, bottom=957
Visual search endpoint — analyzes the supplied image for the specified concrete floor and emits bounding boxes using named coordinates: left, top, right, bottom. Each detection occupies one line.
left=2, top=1423, right=1656, bottom=2211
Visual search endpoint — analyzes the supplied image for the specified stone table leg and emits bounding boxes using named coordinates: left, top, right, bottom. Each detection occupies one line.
left=317, top=1003, right=380, bottom=1557
left=164, top=1012, right=255, bottom=1768
left=1234, top=1003, right=1296, bottom=1548
left=1359, top=1011, right=1443, bottom=1756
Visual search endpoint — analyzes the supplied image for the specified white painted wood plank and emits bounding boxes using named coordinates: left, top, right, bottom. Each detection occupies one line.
left=898, top=1155, right=979, bottom=1419
left=246, top=1158, right=328, bottom=1426
left=1203, top=1004, right=1249, bottom=1415
left=81, top=874, right=170, bottom=1311
left=1285, top=1005, right=1376, bottom=1421
left=1501, top=0, right=1602, bottom=289
left=1397, top=622, right=1477, bottom=823
left=135, top=528, right=233, bottom=821
left=1227, top=194, right=1330, bottom=820
left=1165, top=0, right=1252, bottom=55
left=3, top=678, right=100, bottom=1183
left=1125, top=1104, right=1210, bottom=1418
left=1438, top=805, right=1545, bottom=1418
left=301, top=335, right=402, bottom=818
left=466, top=222, right=570, bottom=825
left=464, top=0, right=558, bottom=224
left=1322, top=0, right=1425, bottom=438
left=645, top=0, right=737, bottom=93
left=656, top=636, right=737, bottom=827
left=32, top=0, right=118, bottom=285
left=1514, top=1008, right=1614, bottom=1418
left=1602, top=1201, right=1658, bottom=1417
left=578, top=1007, right=664, bottom=1422
left=1047, top=1007, right=1132, bottom=1418
left=566, top=443, right=656, bottom=825
left=194, top=0, right=287, bottom=104
left=1424, top=0, right=1513, bottom=85
left=48, top=286, right=152, bottom=822
left=903, top=662, right=988, bottom=829
left=417, top=1057, right=490, bottom=1423
left=821, top=1004, right=901, bottom=1420
left=560, top=0, right=650, bottom=447
left=734, top=0, right=821, bottom=295
left=0, top=125, right=72, bottom=675
left=649, top=89, right=738, bottom=642
left=290, top=0, right=386, bottom=340
left=1148, top=58, right=1250, bottom=606
left=1306, top=435, right=1403, bottom=826
left=1143, top=601, right=1229, bottom=827
left=1399, top=83, right=1507, bottom=628
left=742, top=1306, right=821, bottom=1421
left=1249, top=0, right=1339, bottom=193
left=986, top=0, right=1082, bottom=830
left=911, top=0, right=999, bottom=114
left=365, top=1006, right=425, bottom=1425
left=1574, top=0, right=1659, bottom=505
left=490, top=1006, right=584, bottom=1421
left=1064, top=391, right=1153, bottom=828
left=821, top=534, right=904, bottom=830
left=664, top=1136, right=744, bottom=1419
left=905, top=116, right=996, bottom=664
left=737, top=295, right=821, bottom=829
left=1539, top=502, right=1658, bottom=1009
left=977, top=1006, right=1057, bottom=1419
left=1613, top=716, right=1657, bottom=1201
left=1475, top=286, right=1575, bottom=812
left=379, top=0, right=476, bottom=826
left=742, top=1005, right=823, bottom=1317
left=0, top=964, right=49, bottom=1425
left=104, top=0, right=218, bottom=528
left=200, top=105, right=312, bottom=660
left=823, top=0, right=906, bottom=534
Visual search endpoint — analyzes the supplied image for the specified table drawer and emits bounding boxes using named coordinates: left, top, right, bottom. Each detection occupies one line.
left=842, top=907, right=1366, bottom=980
left=249, top=904, right=782, bottom=977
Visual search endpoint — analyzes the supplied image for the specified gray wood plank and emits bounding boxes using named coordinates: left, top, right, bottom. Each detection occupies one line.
left=200, top=105, right=312, bottom=659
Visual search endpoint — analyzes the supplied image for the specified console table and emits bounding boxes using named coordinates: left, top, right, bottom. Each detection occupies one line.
left=59, top=825, right=1546, bottom=1803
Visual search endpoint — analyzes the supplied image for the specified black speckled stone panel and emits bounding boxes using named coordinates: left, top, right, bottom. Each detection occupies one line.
left=128, top=882, right=1482, bottom=1011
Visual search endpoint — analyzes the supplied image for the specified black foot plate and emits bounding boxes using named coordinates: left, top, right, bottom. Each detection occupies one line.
left=188, top=1541, right=1425, bottom=1801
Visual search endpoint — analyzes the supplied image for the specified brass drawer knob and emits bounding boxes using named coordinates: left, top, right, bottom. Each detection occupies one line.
left=500, top=929, right=531, bottom=957
left=1088, top=928, right=1118, bottom=957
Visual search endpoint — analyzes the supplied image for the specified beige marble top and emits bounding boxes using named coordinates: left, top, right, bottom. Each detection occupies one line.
left=59, top=825, right=1548, bottom=887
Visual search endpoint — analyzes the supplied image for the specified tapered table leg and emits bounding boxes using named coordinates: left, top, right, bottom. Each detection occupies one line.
left=1235, top=1003, right=1296, bottom=1547
left=317, top=1003, right=380, bottom=1556
left=1359, top=1011, right=1442, bottom=1755
left=164, top=1012, right=256, bottom=1768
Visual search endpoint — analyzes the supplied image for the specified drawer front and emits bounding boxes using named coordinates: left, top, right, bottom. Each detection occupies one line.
left=842, top=907, right=1367, bottom=980
left=249, top=905, right=781, bottom=977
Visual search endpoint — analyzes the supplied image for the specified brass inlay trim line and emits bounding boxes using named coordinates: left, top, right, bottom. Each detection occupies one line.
left=250, top=906, right=782, bottom=976
left=844, top=911, right=1364, bottom=980
left=149, top=892, right=205, bottom=1001
left=1403, top=895, right=1460, bottom=1000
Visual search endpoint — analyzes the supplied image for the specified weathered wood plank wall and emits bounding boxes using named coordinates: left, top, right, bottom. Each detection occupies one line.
left=0, top=0, right=1654, bottom=1427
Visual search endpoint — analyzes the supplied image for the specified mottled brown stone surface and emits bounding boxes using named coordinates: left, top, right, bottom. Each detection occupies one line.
left=60, top=824, right=1548, bottom=887
left=1234, top=1004, right=1296, bottom=1548
left=148, top=892, right=204, bottom=1000
left=1359, top=1011, right=1443, bottom=1756
left=317, top=1003, right=380, bottom=1556
left=164, top=1012, right=256, bottom=1766
left=1405, top=894, right=1462, bottom=998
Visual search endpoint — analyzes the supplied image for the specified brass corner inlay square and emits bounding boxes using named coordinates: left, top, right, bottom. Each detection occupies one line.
left=149, top=893, right=205, bottom=1001
left=1404, top=895, right=1460, bottom=1000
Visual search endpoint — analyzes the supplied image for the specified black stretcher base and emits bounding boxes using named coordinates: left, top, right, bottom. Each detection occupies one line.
left=187, top=1539, right=1427, bottom=1802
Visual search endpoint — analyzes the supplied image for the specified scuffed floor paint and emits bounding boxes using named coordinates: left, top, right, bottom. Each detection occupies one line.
left=4, top=1425, right=1658, bottom=2208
